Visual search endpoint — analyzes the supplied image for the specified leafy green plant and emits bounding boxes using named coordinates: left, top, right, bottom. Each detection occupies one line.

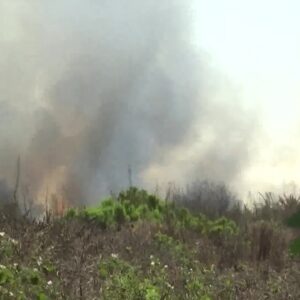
left=98, top=254, right=178, bottom=300
left=0, top=264, right=60, bottom=299
left=154, top=232, right=189, bottom=265
left=64, top=188, right=239, bottom=243
left=65, top=188, right=167, bottom=228
left=286, top=210, right=300, bottom=228
left=206, top=217, right=239, bottom=236
left=99, top=256, right=151, bottom=299
left=286, top=210, right=300, bottom=256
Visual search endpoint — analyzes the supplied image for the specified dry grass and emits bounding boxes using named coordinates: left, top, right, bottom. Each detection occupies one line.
left=0, top=189, right=299, bottom=299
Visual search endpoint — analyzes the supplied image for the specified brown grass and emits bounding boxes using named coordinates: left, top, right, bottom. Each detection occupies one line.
left=0, top=191, right=299, bottom=299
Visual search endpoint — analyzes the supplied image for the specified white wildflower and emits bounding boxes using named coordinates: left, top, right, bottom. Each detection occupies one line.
left=0, top=232, right=5, bottom=237
left=150, top=261, right=155, bottom=266
left=111, top=253, right=118, bottom=259
left=0, top=265, right=6, bottom=269
left=167, top=282, right=174, bottom=290
left=9, top=238, right=18, bottom=245
left=9, top=292, right=14, bottom=297
left=164, top=265, right=168, bottom=269
left=47, top=280, right=53, bottom=286
left=37, top=256, right=43, bottom=266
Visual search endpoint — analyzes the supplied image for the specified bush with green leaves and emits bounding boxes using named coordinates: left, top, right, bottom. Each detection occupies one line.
left=98, top=255, right=174, bottom=300
left=205, top=217, right=239, bottom=236
left=65, top=187, right=239, bottom=240
left=154, top=232, right=191, bottom=266
left=97, top=253, right=216, bottom=300
left=0, top=263, right=61, bottom=299
left=0, top=232, right=61, bottom=299
left=286, top=210, right=300, bottom=256
left=66, top=188, right=167, bottom=228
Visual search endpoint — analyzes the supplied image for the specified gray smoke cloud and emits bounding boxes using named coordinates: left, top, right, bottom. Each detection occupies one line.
left=0, top=0, right=256, bottom=204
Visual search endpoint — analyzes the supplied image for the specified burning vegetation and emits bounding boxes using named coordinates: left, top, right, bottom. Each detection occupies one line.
left=0, top=1, right=300, bottom=299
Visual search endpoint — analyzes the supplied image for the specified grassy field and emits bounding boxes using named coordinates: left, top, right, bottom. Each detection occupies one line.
left=0, top=187, right=299, bottom=299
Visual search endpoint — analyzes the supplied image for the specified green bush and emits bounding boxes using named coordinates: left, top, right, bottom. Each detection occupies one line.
left=64, top=188, right=239, bottom=240
left=66, top=188, right=166, bottom=228
left=286, top=210, right=300, bottom=228
left=206, top=217, right=239, bottom=236
left=99, top=256, right=169, bottom=300
left=286, top=210, right=300, bottom=256
left=0, top=264, right=60, bottom=299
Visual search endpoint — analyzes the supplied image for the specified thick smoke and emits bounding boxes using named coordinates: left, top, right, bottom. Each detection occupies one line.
left=0, top=180, right=12, bottom=203
left=0, top=1, right=256, bottom=204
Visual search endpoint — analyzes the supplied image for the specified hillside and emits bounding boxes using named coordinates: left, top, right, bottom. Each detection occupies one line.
left=0, top=187, right=299, bottom=299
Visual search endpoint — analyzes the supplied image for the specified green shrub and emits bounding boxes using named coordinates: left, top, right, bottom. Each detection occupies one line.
left=286, top=210, right=300, bottom=228
left=289, top=238, right=300, bottom=257
left=99, top=256, right=154, bottom=299
left=206, top=217, right=239, bottom=236
left=114, top=203, right=128, bottom=225
left=64, top=188, right=239, bottom=241
left=64, top=207, right=77, bottom=219
left=286, top=210, right=300, bottom=256
left=154, top=232, right=187, bottom=263
left=0, top=264, right=60, bottom=299
left=67, top=188, right=166, bottom=228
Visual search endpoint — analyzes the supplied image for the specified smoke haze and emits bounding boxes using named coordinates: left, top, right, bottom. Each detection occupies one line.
left=0, top=1, right=256, bottom=204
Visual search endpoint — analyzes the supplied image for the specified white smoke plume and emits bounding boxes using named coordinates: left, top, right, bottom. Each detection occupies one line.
left=0, top=0, right=256, bottom=204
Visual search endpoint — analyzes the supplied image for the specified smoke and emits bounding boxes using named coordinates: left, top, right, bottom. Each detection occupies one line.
left=0, top=0, right=256, bottom=204
left=0, top=180, right=12, bottom=203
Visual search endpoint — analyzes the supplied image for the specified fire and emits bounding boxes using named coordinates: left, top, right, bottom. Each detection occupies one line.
left=49, top=193, right=70, bottom=216
left=36, top=166, right=71, bottom=216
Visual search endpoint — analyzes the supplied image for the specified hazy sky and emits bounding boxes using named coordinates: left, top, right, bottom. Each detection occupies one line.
left=192, top=0, right=300, bottom=195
